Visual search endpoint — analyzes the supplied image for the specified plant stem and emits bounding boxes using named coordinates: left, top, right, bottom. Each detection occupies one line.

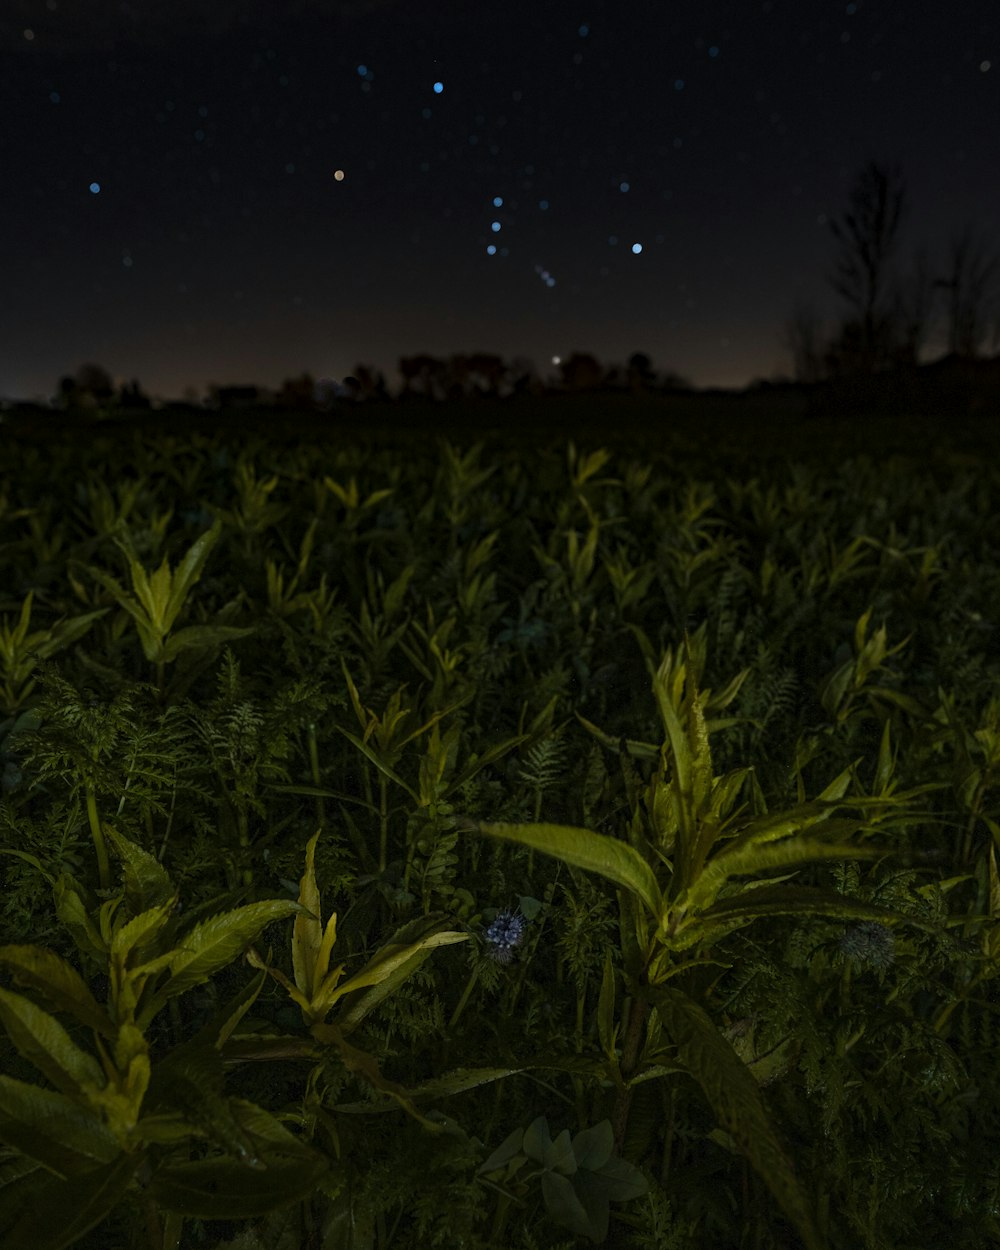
left=141, top=1193, right=163, bottom=1250
left=237, top=805, right=253, bottom=886
left=611, top=991, right=649, bottom=1156
left=162, top=1212, right=183, bottom=1250
left=378, top=773, right=388, bottom=874
left=307, top=721, right=325, bottom=827
left=448, top=958, right=481, bottom=1031
left=85, top=780, right=111, bottom=891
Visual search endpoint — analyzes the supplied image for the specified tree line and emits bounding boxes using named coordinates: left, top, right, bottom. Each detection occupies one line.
left=40, top=157, right=1000, bottom=413
left=786, top=158, right=999, bottom=384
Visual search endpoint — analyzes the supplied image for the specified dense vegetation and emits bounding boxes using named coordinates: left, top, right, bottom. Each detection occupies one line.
left=1, top=406, right=998, bottom=1249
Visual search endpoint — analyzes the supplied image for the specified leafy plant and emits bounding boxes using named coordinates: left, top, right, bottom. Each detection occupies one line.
left=458, top=632, right=951, bottom=1250
left=478, top=1116, right=647, bottom=1244
left=0, top=827, right=325, bottom=1250
left=81, top=519, right=251, bottom=695
left=0, top=592, right=107, bottom=717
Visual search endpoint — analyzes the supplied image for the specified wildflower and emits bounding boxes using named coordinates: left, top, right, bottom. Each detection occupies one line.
left=838, top=921, right=895, bottom=972
left=484, top=909, right=527, bottom=964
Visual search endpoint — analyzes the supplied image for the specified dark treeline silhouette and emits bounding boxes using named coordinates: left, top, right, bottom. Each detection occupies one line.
left=785, top=157, right=1000, bottom=414
left=27, top=350, right=694, bottom=416
left=7, top=157, right=999, bottom=422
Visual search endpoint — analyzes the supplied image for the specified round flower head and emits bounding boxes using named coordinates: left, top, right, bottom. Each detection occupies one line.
left=484, top=910, right=527, bottom=965
left=838, top=921, right=895, bottom=972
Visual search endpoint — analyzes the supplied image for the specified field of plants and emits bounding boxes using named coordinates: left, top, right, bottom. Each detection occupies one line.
left=1, top=405, right=998, bottom=1250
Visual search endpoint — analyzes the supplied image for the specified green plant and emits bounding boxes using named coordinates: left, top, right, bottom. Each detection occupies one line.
left=0, top=592, right=107, bottom=717
left=81, top=519, right=251, bottom=696
left=478, top=1115, right=648, bottom=1244
left=458, top=632, right=950, bottom=1250
left=0, top=827, right=325, bottom=1250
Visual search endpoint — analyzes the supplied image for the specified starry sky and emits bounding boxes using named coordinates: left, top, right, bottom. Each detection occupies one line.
left=3, top=0, right=998, bottom=402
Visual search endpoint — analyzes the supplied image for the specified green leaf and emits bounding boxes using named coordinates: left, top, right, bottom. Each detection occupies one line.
left=103, top=826, right=175, bottom=913
left=150, top=1150, right=327, bottom=1220
left=0, top=987, right=105, bottom=1098
left=110, top=899, right=178, bottom=970
left=144, top=1042, right=261, bottom=1166
left=683, top=834, right=887, bottom=914
left=572, top=1120, right=614, bottom=1172
left=574, top=711, right=659, bottom=761
left=332, top=914, right=470, bottom=1032
left=189, top=966, right=268, bottom=1050
left=592, top=1152, right=649, bottom=1202
left=164, top=518, right=223, bottom=628
left=373, top=1065, right=525, bottom=1104
left=228, top=1098, right=324, bottom=1157
left=684, top=884, right=945, bottom=947
left=540, top=1171, right=596, bottom=1240
left=2, top=1153, right=138, bottom=1250
left=335, top=727, right=420, bottom=802
left=52, top=874, right=106, bottom=962
left=310, top=1020, right=450, bottom=1133
left=0, top=945, right=112, bottom=1038
left=321, top=928, right=468, bottom=1018
left=543, top=1127, right=576, bottom=1174
left=446, top=730, right=531, bottom=795
left=478, top=1126, right=525, bottom=1175
left=33, top=608, right=109, bottom=661
left=522, top=1115, right=552, bottom=1163
left=161, top=623, right=255, bottom=663
left=334, top=1064, right=597, bottom=1118
left=293, top=829, right=324, bottom=1001
left=0, top=1076, right=120, bottom=1176
left=142, top=900, right=305, bottom=1023
left=0, top=848, right=55, bottom=886
left=646, top=983, right=827, bottom=1250
left=464, top=821, right=663, bottom=921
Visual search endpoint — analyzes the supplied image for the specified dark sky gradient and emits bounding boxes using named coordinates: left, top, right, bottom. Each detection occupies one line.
left=3, top=0, right=998, bottom=401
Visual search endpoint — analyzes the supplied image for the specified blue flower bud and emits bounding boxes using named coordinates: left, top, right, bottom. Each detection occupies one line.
left=838, top=921, right=895, bottom=971
left=484, top=910, right=528, bottom=964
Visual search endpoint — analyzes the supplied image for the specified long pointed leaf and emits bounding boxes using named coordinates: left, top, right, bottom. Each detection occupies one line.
left=0, top=945, right=112, bottom=1038
left=148, top=1152, right=328, bottom=1219
left=684, top=835, right=887, bottom=913
left=4, top=1153, right=138, bottom=1250
left=322, top=930, right=468, bottom=1017
left=646, top=983, right=827, bottom=1250
left=164, top=519, right=223, bottom=632
left=674, top=885, right=945, bottom=953
left=0, top=987, right=105, bottom=1097
left=0, top=1076, right=120, bottom=1176
left=334, top=727, right=420, bottom=802
left=104, top=826, right=175, bottom=913
left=143, top=900, right=305, bottom=1021
left=464, top=821, right=663, bottom=921
left=293, top=830, right=324, bottom=999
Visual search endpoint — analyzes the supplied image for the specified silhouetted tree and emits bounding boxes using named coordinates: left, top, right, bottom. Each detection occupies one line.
left=934, top=224, right=1000, bottom=358
left=57, top=362, right=115, bottom=410
left=783, top=304, right=827, bottom=384
left=627, top=352, right=656, bottom=392
left=276, top=372, right=316, bottom=409
left=466, top=352, right=508, bottom=396
left=828, top=160, right=906, bottom=372
left=398, top=354, right=447, bottom=399
left=350, top=363, right=388, bottom=401
left=117, top=379, right=151, bottom=409
left=559, top=352, right=603, bottom=391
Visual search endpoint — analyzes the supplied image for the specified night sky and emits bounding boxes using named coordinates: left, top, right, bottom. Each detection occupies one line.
left=3, top=0, right=998, bottom=402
